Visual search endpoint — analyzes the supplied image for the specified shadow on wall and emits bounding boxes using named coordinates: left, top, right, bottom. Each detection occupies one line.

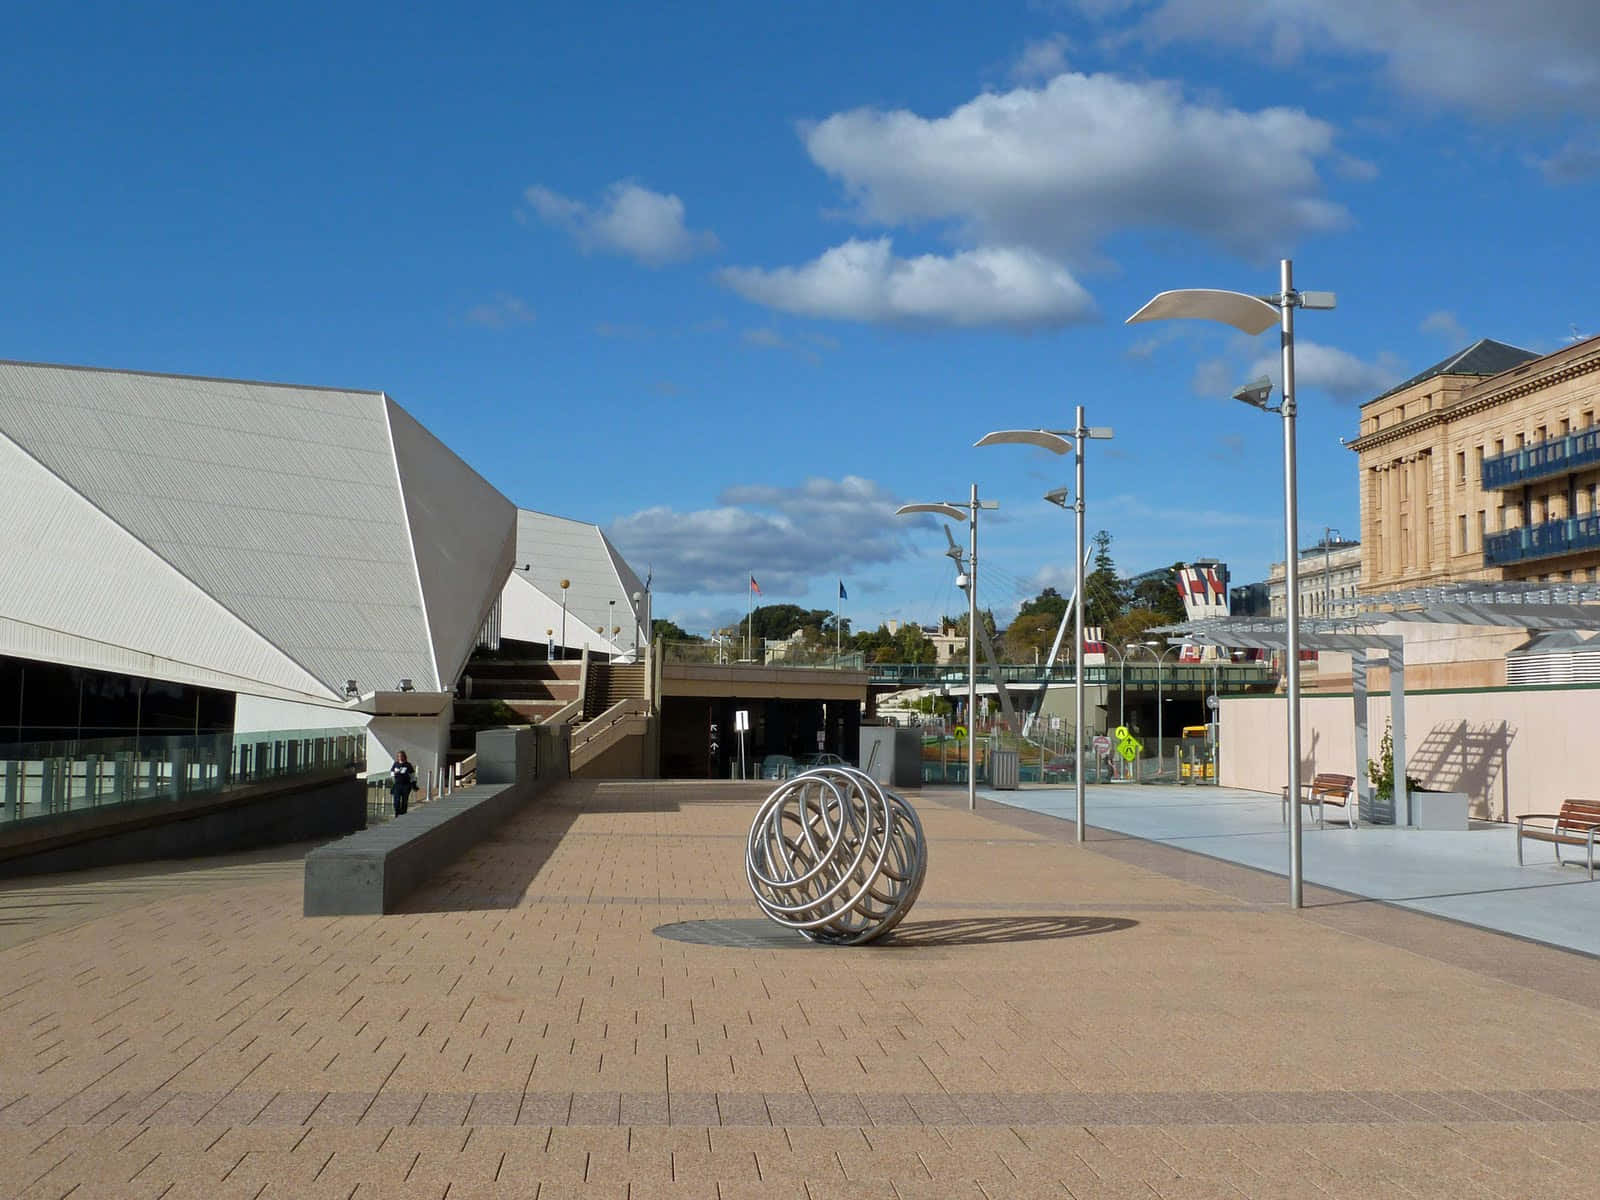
left=1300, top=728, right=1321, bottom=780
left=1406, top=721, right=1515, bottom=820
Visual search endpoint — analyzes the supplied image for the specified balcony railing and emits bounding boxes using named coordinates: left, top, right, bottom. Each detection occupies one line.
left=1, top=727, right=364, bottom=833
left=1483, top=513, right=1600, bottom=566
left=1481, top=427, right=1600, bottom=490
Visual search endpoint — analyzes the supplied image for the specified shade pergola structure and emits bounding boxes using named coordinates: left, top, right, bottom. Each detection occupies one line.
left=1153, top=616, right=1409, bottom=824
left=1362, top=582, right=1600, bottom=630
left=1163, top=582, right=1600, bottom=825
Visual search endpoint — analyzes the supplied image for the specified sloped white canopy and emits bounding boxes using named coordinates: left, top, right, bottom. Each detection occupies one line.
left=500, top=570, right=620, bottom=656
left=0, top=360, right=515, bottom=704
left=506, top=509, right=644, bottom=651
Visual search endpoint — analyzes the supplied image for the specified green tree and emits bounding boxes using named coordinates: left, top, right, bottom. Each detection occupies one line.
left=1003, top=609, right=1059, bottom=662
left=651, top=618, right=701, bottom=643
left=849, top=621, right=935, bottom=664
left=1107, top=606, right=1171, bottom=651
left=942, top=609, right=997, bottom=640
left=1084, top=530, right=1125, bottom=630
left=1016, top=587, right=1068, bottom=623
left=1129, top=565, right=1188, bottom=625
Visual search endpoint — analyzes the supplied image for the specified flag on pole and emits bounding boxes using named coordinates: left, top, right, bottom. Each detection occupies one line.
left=750, top=575, right=761, bottom=595
left=838, top=580, right=847, bottom=600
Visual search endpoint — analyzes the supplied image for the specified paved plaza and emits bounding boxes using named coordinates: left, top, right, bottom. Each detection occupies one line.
left=992, top=782, right=1600, bottom=956
left=3, top=777, right=1600, bottom=1198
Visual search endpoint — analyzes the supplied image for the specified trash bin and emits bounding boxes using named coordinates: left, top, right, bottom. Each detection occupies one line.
left=990, top=749, right=1020, bottom=790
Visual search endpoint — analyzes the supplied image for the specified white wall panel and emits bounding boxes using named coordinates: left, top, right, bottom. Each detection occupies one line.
left=514, top=509, right=645, bottom=645
left=0, top=362, right=435, bottom=697
left=0, top=430, right=334, bottom=701
left=234, top=694, right=370, bottom=735
left=500, top=572, right=611, bottom=652
left=388, top=400, right=516, bottom=688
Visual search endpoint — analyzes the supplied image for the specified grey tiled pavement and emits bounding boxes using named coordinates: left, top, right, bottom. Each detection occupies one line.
left=1, top=777, right=1598, bottom=1198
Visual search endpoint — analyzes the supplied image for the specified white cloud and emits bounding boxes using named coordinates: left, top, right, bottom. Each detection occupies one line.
left=1535, top=133, right=1600, bottom=182
left=1189, top=357, right=1238, bottom=397
left=800, top=72, right=1350, bottom=261
left=719, top=238, right=1096, bottom=328
left=1247, top=341, right=1405, bottom=404
left=1080, top=1, right=1600, bottom=117
left=607, top=476, right=915, bottom=596
left=523, top=181, right=719, bottom=266
left=1420, top=310, right=1468, bottom=344
left=1193, top=339, right=1403, bottom=403
left=1012, top=33, right=1072, bottom=81
left=463, top=293, right=535, bottom=329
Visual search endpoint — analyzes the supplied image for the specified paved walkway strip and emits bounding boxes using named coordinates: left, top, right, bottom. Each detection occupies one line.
left=1, top=777, right=1597, bottom=1199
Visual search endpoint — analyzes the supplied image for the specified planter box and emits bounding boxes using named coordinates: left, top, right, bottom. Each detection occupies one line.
left=1411, top=790, right=1469, bottom=831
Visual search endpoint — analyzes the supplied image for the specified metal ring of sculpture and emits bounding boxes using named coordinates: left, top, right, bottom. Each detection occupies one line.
left=745, top=766, right=927, bottom=945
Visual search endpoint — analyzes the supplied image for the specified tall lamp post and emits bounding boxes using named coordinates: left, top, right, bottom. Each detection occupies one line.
left=559, top=579, right=571, bottom=660
left=1321, top=527, right=1342, bottom=618
left=977, top=414, right=1113, bottom=842
left=1128, top=258, right=1336, bottom=909
left=1127, top=641, right=1181, bottom=771
left=1102, top=642, right=1128, bottom=778
left=896, top=486, right=997, bottom=811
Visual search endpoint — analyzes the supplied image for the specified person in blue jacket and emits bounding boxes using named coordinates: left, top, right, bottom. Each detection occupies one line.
left=390, top=750, right=417, bottom=816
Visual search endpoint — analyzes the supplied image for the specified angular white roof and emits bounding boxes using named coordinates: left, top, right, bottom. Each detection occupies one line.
left=510, top=508, right=645, bottom=646
left=0, top=360, right=514, bottom=704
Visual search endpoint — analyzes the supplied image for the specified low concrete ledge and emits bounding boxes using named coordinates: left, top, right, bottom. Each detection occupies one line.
left=303, top=724, right=568, bottom=916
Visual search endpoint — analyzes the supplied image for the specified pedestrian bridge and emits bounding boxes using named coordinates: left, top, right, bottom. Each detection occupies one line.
left=865, top=661, right=1275, bottom=693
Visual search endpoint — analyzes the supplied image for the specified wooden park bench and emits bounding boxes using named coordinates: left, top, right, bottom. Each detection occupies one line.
left=1515, top=799, right=1600, bottom=880
left=1281, top=772, right=1357, bottom=830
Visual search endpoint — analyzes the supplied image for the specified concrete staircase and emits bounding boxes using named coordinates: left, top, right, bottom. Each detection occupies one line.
left=466, top=660, right=583, bottom=724
left=571, top=660, right=656, bottom=777
left=583, top=662, right=648, bottom=718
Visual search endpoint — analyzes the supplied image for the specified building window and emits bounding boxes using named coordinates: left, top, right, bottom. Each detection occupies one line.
left=1457, top=514, right=1467, bottom=552
left=1478, top=510, right=1487, bottom=543
left=1585, top=411, right=1595, bottom=428
left=1495, top=439, right=1505, bottom=456
left=1561, top=418, right=1571, bottom=436
left=1536, top=425, right=1547, bottom=442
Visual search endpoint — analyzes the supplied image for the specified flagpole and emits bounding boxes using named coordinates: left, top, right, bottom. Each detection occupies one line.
left=746, top=575, right=752, bottom=661
left=836, top=583, right=842, bottom=662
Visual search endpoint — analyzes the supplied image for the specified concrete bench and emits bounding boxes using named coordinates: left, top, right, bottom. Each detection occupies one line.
left=304, top=725, right=568, bottom=916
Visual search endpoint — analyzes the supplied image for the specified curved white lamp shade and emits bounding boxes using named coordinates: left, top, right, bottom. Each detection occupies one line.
left=975, top=429, right=1073, bottom=455
left=895, top=502, right=967, bottom=522
left=1126, top=289, right=1279, bottom=336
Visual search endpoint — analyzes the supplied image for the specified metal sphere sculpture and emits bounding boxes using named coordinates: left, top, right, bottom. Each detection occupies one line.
left=746, top=766, right=927, bottom=945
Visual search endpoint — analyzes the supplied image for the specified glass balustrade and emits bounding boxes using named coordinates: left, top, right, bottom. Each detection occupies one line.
left=0, top=728, right=364, bottom=832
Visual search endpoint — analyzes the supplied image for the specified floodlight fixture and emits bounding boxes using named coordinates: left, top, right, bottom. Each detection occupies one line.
left=1043, top=486, right=1070, bottom=508
left=1232, top=375, right=1278, bottom=412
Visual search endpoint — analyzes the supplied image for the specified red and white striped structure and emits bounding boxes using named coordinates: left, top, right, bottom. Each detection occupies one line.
left=1175, top=562, right=1230, bottom=621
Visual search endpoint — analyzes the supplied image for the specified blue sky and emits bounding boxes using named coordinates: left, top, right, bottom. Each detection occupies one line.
left=6, top=1, right=1596, bottom=636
